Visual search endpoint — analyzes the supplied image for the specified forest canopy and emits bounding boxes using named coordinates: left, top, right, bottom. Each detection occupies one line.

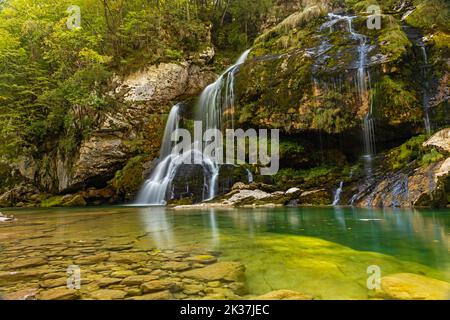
left=0, top=0, right=273, bottom=160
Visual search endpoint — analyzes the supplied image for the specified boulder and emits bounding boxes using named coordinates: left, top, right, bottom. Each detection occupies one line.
left=423, top=128, right=450, bottom=152
left=377, top=273, right=450, bottom=300
left=297, top=189, right=331, bottom=205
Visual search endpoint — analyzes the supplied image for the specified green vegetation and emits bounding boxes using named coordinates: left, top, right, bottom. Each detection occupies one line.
left=110, top=155, right=146, bottom=201
left=387, top=135, right=446, bottom=170
left=0, top=0, right=274, bottom=163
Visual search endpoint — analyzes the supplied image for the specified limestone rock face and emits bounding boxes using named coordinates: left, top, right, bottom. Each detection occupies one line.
left=376, top=273, right=450, bottom=300
left=353, top=157, right=449, bottom=208
left=423, top=128, right=450, bottom=152
left=69, top=135, right=129, bottom=191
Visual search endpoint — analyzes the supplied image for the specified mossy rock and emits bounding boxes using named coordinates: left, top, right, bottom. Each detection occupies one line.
left=110, top=155, right=147, bottom=201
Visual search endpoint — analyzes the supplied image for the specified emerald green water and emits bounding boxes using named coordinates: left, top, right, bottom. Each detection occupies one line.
left=1, top=206, right=449, bottom=299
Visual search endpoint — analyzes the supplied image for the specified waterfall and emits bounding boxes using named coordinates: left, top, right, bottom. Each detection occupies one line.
left=135, top=104, right=182, bottom=205
left=195, top=49, right=251, bottom=199
left=333, top=181, right=344, bottom=206
left=136, top=50, right=251, bottom=205
left=322, top=13, right=376, bottom=160
left=197, top=49, right=251, bottom=131
left=419, top=42, right=431, bottom=135
left=246, top=169, right=254, bottom=183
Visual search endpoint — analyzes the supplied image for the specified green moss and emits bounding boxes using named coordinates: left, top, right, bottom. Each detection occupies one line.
left=405, top=0, right=450, bottom=33
left=378, top=27, right=411, bottom=61
left=110, top=155, right=146, bottom=201
left=420, top=148, right=445, bottom=166
left=41, top=196, right=65, bottom=208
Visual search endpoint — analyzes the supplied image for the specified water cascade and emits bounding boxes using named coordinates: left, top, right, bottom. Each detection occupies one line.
left=136, top=51, right=251, bottom=205
left=419, top=42, right=431, bottom=135
left=332, top=181, right=344, bottom=206
left=321, top=13, right=376, bottom=166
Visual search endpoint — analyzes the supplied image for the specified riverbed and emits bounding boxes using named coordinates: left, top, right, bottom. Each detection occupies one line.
left=0, top=206, right=448, bottom=300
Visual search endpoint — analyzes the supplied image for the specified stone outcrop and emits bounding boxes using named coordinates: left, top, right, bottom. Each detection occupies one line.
left=352, top=129, right=450, bottom=208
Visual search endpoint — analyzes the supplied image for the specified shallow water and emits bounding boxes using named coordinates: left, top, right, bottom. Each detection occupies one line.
left=0, top=206, right=449, bottom=299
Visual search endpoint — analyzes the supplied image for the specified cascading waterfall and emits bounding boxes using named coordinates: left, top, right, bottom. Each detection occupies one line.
left=322, top=13, right=376, bottom=163
left=419, top=42, right=432, bottom=135
left=136, top=50, right=251, bottom=205
left=246, top=169, right=254, bottom=183
left=195, top=49, right=251, bottom=199
left=332, top=181, right=344, bottom=206
left=135, top=104, right=182, bottom=205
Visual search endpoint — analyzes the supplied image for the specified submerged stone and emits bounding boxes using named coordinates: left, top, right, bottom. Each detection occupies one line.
left=254, top=289, right=315, bottom=300
left=180, top=262, right=245, bottom=282
left=377, top=273, right=450, bottom=300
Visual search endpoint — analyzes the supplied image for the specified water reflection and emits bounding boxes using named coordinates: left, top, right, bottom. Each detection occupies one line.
left=137, top=206, right=449, bottom=270
left=139, top=207, right=175, bottom=248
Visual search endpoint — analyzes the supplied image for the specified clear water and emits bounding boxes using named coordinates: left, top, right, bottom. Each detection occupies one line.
left=1, top=206, right=449, bottom=299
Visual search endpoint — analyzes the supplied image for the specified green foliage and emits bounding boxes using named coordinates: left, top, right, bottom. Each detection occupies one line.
left=420, top=148, right=444, bottom=166
left=406, top=0, right=450, bottom=33
left=110, top=155, right=145, bottom=200
left=386, top=135, right=445, bottom=170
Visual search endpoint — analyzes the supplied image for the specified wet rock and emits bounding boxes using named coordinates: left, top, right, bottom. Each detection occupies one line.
left=180, top=262, right=245, bottom=282
left=186, top=255, right=217, bottom=265
left=223, top=190, right=272, bottom=206
left=129, top=290, right=173, bottom=300
left=96, top=277, right=123, bottom=288
left=90, top=289, right=127, bottom=300
left=376, top=273, right=450, bottom=300
left=110, top=270, right=136, bottom=278
left=297, top=189, right=331, bottom=205
left=161, top=261, right=191, bottom=271
left=228, top=282, right=248, bottom=296
left=141, top=280, right=179, bottom=293
left=254, top=290, right=315, bottom=300
left=126, top=288, right=142, bottom=297
left=109, top=252, right=149, bottom=264
left=41, top=272, right=66, bottom=280
left=63, top=194, right=87, bottom=207
left=9, top=257, right=47, bottom=269
left=121, top=275, right=159, bottom=286
left=3, top=288, right=38, bottom=300
left=38, top=287, right=80, bottom=300
left=75, top=252, right=110, bottom=265
left=40, top=277, right=67, bottom=289
left=285, top=187, right=302, bottom=197
left=183, top=284, right=204, bottom=295
left=207, top=281, right=221, bottom=288
left=0, top=270, right=48, bottom=285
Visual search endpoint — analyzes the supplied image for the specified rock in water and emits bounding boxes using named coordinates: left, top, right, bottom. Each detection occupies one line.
left=254, top=290, right=315, bottom=300
left=180, top=262, right=245, bottom=282
left=376, top=273, right=450, bottom=300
